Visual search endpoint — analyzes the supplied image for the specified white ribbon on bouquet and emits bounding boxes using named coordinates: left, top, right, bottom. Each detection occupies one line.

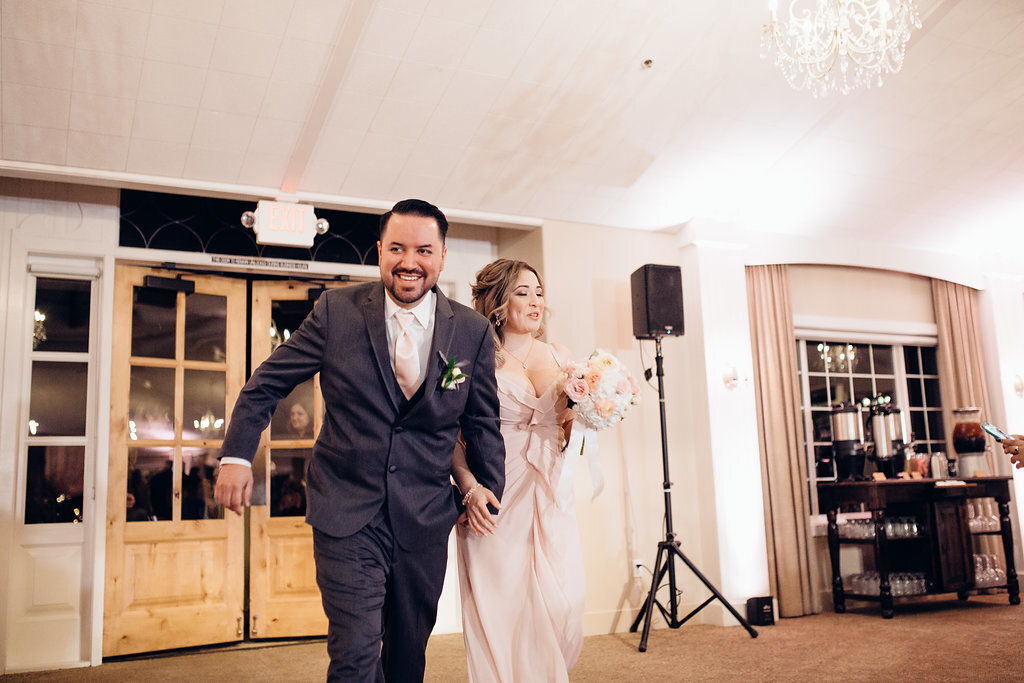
left=555, top=426, right=605, bottom=512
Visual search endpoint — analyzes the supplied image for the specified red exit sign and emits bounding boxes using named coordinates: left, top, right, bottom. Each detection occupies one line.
left=253, top=200, right=316, bottom=247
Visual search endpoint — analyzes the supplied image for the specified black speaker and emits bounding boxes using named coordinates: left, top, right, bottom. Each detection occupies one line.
left=630, top=264, right=684, bottom=339
left=746, top=596, right=775, bottom=626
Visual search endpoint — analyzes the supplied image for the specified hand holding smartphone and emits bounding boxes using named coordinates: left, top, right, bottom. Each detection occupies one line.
left=981, top=421, right=1009, bottom=441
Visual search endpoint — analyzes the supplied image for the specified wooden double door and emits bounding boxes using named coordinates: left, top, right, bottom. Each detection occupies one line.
left=104, top=265, right=349, bottom=656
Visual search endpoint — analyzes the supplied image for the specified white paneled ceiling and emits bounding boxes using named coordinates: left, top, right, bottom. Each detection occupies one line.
left=2, top=0, right=1023, bottom=253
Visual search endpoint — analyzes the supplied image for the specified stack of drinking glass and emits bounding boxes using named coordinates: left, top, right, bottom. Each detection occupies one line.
left=838, top=516, right=920, bottom=539
left=966, top=499, right=1000, bottom=532
left=973, top=554, right=1007, bottom=587
left=845, top=571, right=928, bottom=596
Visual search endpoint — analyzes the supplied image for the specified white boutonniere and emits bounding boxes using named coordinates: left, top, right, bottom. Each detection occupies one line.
left=439, top=352, right=468, bottom=390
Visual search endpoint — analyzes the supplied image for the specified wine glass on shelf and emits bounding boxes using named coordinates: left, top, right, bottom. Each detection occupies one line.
left=899, top=517, right=912, bottom=538
left=990, top=554, right=1007, bottom=586
left=976, top=554, right=999, bottom=587
left=985, top=500, right=1000, bottom=532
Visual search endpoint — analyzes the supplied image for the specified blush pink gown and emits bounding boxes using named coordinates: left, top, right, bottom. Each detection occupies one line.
left=456, top=366, right=585, bottom=683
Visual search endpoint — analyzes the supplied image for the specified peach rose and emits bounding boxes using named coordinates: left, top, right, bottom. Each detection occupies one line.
left=565, top=377, right=590, bottom=403
left=596, top=398, right=616, bottom=417
left=584, top=368, right=603, bottom=390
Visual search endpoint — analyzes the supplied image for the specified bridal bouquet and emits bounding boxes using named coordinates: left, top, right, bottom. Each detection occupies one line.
left=560, top=350, right=640, bottom=431
left=555, top=350, right=640, bottom=510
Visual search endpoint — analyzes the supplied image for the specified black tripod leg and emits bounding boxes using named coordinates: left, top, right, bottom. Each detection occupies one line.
left=633, top=543, right=667, bottom=652
left=629, top=546, right=667, bottom=633
left=669, top=545, right=758, bottom=638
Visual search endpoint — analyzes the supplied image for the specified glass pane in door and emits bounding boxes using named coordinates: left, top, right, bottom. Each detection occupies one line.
left=183, top=369, right=227, bottom=440
left=129, top=446, right=175, bottom=521
left=33, top=277, right=91, bottom=353
left=270, top=299, right=314, bottom=351
left=185, top=293, right=227, bottom=362
left=129, top=366, right=175, bottom=440
left=270, top=448, right=311, bottom=517
left=271, top=379, right=316, bottom=440
left=25, top=445, right=85, bottom=524
left=132, top=286, right=177, bottom=358
left=183, top=447, right=222, bottom=520
left=28, top=361, right=88, bottom=436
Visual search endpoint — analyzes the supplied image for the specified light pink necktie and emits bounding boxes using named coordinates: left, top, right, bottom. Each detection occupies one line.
left=394, top=310, right=420, bottom=399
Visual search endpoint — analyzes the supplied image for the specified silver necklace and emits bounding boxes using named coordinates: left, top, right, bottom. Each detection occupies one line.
left=503, top=337, right=534, bottom=369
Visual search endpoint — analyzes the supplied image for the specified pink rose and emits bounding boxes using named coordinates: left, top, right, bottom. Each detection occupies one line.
left=628, top=374, right=640, bottom=394
left=584, top=368, right=603, bottom=390
left=616, top=379, right=631, bottom=395
left=565, top=377, right=590, bottom=403
left=596, top=398, right=616, bottom=417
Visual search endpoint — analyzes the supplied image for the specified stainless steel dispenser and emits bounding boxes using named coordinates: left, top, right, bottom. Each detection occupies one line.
left=831, top=402, right=865, bottom=480
left=889, top=406, right=909, bottom=475
left=867, top=400, right=908, bottom=478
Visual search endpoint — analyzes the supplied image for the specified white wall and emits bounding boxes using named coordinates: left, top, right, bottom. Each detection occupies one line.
left=678, top=228, right=771, bottom=623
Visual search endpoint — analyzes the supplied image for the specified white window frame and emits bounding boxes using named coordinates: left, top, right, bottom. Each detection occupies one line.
left=18, top=264, right=100, bottom=531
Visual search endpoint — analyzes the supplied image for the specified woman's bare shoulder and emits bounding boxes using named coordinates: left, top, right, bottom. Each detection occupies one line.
left=548, top=341, right=572, bottom=364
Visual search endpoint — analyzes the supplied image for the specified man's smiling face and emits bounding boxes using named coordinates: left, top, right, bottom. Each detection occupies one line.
left=377, top=211, right=447, bottom=308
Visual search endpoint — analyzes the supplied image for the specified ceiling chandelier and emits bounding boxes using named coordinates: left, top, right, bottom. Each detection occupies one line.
left=762, top=0, right=922, bottom=97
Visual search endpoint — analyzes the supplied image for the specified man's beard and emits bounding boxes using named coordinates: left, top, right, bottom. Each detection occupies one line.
left=387, top=269, right=431, bottom=304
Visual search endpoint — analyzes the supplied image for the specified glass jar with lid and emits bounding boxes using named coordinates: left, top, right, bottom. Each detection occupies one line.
left=951, top=406, right=988, bottom=477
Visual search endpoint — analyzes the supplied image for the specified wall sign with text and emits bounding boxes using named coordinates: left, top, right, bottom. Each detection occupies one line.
left=253, top=200, right=318, bottom=247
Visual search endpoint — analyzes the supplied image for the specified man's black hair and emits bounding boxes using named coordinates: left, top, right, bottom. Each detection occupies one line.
left=379, top=199, right=449, bottom=242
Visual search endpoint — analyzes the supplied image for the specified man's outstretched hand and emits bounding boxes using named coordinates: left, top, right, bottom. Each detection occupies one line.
left=215, top=463, right=253, bottom=515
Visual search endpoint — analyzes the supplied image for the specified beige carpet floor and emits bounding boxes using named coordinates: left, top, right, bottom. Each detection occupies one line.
left=7, top=594, right=1022, bottom=681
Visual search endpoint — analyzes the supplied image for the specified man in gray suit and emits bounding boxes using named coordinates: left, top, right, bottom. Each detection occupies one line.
left=215, top=199, right=505, bottom=682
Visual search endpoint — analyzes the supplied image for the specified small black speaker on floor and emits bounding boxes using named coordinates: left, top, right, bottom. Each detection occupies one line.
left=746, top=596, right=775, bottom=626
left=630, top=264, right=684, bottom=339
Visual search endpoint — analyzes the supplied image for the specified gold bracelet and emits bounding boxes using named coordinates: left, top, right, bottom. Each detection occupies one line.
left=462, top=483, right=481, bottom=506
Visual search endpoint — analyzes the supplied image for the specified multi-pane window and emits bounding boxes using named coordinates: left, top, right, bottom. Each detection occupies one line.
left=797, top=339, right=945, bottom=482
left=126, top=283, right=226, bottom=522
left=24, top=277, right=94, bottom=524
left=903, top=346, right=946, bottom=456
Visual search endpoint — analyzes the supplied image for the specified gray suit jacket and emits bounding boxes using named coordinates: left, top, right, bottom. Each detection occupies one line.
left=220, top=281, right=505, bottom=549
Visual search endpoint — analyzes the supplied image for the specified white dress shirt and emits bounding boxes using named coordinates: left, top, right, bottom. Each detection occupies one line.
left=221, top=289, right=436, bottom=470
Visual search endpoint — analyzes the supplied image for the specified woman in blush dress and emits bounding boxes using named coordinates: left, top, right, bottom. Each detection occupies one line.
left=451, top=258, right=584, bottom=683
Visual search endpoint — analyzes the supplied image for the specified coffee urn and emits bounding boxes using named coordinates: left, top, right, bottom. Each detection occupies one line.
left=889, top=406, right=909, bottom=475
left=867, top=402, right=908, bottom=478
left=831, top=402, right=864, bottom=480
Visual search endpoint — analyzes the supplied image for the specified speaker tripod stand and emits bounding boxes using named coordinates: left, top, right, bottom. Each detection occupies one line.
left=629, top=336, right=758, bottom=651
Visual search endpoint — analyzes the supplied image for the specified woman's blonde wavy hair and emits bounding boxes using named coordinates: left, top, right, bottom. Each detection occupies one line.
left=471, top=258, right=545, bottom=368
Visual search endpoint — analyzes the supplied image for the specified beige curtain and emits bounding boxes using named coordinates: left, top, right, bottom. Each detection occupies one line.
left=931, top=279, right=996, bottom=473
left=746, top=265, right=820, bottom=617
